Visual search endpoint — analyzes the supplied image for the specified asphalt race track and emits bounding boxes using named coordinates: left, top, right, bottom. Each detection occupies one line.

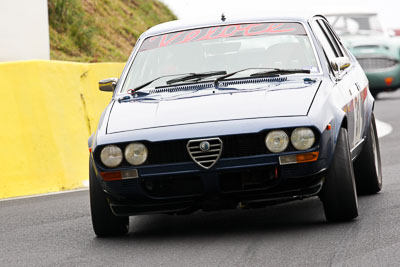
left=1, top=91, right=400, bottom=266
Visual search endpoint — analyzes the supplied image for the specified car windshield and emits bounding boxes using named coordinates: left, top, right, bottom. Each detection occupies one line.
left=325, top=14, right=384, bottom=36
left=121, top=22, right=320, bottom=93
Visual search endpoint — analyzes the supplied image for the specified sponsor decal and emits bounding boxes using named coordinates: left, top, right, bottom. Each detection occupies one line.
left=342, top=86, right=368, bottom=113
left=362, top=86, right=368, bottom=102
left=140, top=23, right=305, bottom=51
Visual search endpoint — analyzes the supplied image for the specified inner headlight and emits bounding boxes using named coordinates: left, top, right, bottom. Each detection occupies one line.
left=265, top=130, right=289, bottom=153
left=291, top=127, right=315, bottom=150
left=125, top=142, right=148, bottom=166
left=100, top=145, right=123, bottom=167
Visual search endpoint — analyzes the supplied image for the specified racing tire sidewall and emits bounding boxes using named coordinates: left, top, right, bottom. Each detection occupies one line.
left=353, top=113, right=383, bottom=194
left=89, top=159, right=129, bottom=237
left=320, top=128, right=359, bottom=222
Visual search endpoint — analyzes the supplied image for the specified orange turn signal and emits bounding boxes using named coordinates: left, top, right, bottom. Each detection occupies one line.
left=279, top=152, right=319, bottom=165
left=296, top=152, right=319, bottom=163
left=100, top=171, right=122, bottom=181
left=385, top=77, right=394, bottom=86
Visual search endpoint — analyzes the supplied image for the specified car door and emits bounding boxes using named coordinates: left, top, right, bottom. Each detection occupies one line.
left=311, top=18, right=359, bottom=149
left=321, top=20, right=366, bottom=148
left=324, top=21, right=368, bottom=147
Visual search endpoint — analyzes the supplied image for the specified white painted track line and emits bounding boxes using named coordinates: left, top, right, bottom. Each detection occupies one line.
left=376, top=119, right=393, bottom=138
left=0, top=187, right=88, bottom=202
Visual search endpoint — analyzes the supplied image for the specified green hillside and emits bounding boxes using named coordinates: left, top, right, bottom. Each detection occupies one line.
left=48, top=0, right=177, bottom=62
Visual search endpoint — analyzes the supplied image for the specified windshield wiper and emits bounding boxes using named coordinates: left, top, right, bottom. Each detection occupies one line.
left=214, top=67, right=311, bottom=88
left=166, top=71, right=227, bottom=85
left=133, top=72, right=199, bottom=91
left=213, top=67, right=279, bottom=85
left=250, top=68, right=311, bottom=77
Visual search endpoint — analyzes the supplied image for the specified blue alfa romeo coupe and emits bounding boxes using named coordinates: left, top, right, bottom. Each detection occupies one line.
left=89, top=14, right=382, bottom=236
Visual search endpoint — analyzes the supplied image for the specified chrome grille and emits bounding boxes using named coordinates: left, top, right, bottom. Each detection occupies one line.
left=357, top=57, right=398, bottom=71
left=187, top=138, right=223, bottom=169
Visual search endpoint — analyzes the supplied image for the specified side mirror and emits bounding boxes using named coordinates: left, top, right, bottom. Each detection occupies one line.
left=99, top=78, right=118, bottom=92
left=331, top=57, right=351, bottom=76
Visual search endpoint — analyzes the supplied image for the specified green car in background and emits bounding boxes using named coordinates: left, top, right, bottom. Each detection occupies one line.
left=326, top=13, right=400, bottom=97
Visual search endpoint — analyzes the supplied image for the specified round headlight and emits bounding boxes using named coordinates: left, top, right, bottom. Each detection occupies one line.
left=125, top=142, right=148, bottom=166
left=100, top=145, right=123, bottom=167
left=265, top=130, right=289, bottom=153
left=291, top=127, right=315, bottom=150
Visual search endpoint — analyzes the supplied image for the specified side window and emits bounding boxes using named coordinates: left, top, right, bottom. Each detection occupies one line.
left=323, top=20, right=352, bottom=60
left=319, top=20, right=344, bottom=57
left=311, top=20, right=338, bottom=64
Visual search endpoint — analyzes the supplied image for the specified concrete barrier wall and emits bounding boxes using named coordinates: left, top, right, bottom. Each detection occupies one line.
left=0, top=60, right=125, bottom=198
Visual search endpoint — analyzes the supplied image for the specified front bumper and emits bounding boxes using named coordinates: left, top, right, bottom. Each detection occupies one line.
left=94, top=153, right=327, bottom=216
left=366, top=65, right=400, bottom=93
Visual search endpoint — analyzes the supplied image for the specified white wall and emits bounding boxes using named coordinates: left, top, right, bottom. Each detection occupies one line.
left=0, top=0, right=50, bottom=62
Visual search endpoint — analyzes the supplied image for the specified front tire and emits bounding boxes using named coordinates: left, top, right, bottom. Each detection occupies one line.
left=90, top=160, right=129, bottom=237
left=354, top=113, right=382, bottom=194
left=320, top=128, right=359, bottom=222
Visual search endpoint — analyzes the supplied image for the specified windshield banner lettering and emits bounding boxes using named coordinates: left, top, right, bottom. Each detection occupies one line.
left=140, top=23, right=306, bottom=51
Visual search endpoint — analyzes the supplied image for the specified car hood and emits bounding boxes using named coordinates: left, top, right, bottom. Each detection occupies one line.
left=106, top=79, right=321, bottom=134
left=341, top=34, right=386, bottom=47
left=340, top=35, right=400, bottom=58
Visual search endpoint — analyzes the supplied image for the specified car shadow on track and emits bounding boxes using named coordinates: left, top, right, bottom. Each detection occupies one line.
left=94, top=196, right=365, bottom=241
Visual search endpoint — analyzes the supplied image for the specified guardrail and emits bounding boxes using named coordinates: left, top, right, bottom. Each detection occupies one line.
left=0, top=60, right=124, bottom=198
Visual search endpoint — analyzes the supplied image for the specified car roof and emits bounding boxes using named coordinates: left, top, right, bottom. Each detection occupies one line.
left=141, top=13, right=324, bottom=38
